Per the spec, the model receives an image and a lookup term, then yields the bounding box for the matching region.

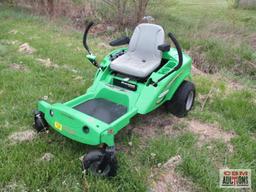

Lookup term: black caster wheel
[34,111,48,132]
[82,147,117,177]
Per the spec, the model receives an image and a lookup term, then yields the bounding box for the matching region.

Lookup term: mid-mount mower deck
[34,22,195,177]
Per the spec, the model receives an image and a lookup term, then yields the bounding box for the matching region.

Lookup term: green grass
[191,75,256,133]
[150,0,256,78]
[139,133,196,166]
[0,2,256,192]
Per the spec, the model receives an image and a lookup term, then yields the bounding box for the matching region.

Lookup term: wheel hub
[186,91,194,110]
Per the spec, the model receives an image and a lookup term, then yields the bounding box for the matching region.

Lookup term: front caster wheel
[82,148,117,177]
[34,111,48,132]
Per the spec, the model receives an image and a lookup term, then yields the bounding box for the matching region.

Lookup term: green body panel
[37,48,192,146]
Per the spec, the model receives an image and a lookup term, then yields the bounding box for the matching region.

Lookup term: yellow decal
[54,121,62,131]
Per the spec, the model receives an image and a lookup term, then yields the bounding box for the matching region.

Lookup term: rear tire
[165,80,195,118]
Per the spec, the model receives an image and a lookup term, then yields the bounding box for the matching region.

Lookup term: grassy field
[0,1,255,192]
[150,0,256,78]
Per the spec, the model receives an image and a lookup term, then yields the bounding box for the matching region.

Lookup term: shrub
[95,0,150,28]
[227,0,240,8]
[3,0,150,29]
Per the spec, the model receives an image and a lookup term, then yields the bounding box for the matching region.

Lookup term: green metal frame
[37,48,192,147]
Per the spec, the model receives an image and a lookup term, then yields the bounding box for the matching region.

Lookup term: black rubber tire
[34,111,48,132]
[165,80,195,118]
[82,149,117,177]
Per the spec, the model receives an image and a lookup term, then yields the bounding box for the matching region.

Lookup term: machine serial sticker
[54,121,63,131]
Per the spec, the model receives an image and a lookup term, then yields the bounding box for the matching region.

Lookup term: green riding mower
[34,22,195,177]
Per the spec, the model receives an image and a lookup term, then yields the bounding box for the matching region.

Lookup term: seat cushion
[110,52,161,78]
[110,23,165,78]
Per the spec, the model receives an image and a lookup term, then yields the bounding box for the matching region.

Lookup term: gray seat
[110,23,165,78]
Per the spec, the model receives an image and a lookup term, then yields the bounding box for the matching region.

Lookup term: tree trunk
[47,0,54,16]
[136,0,149,23]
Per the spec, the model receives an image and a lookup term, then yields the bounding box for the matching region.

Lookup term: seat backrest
[128,23,164,60]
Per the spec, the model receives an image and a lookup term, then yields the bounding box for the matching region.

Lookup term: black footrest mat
[74,98,127,124]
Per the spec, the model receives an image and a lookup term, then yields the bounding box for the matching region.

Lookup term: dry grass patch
[188,119,236,146]
[8,130,36,144]
[150,155,199,192]
[18,43,36,54]
[37,58,59,68]
[186,48,208,73]
[129,107,181,140]
[40,153,55,162]
[1,181,27,192]
[250,33,256,50]
[191,65,206,76]
[9,63,29,72]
